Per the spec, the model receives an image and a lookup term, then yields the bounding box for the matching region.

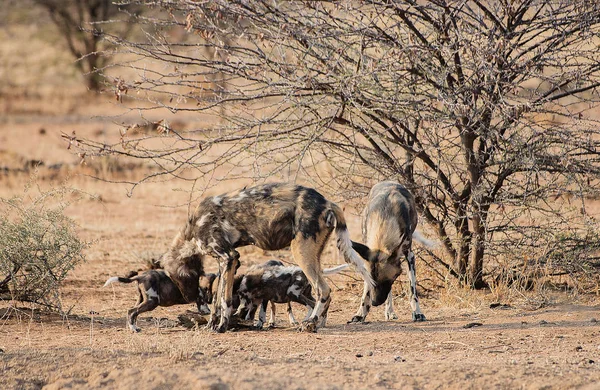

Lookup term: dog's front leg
[267,301,277,328]
[287,303,298,326]
[295,294,315,322]
[255,300,268,329]
[208,271,222,330]
[234,298,248,318]
[196,288,211,315]
[384,290,398,320]
[406,251,426,322]
[348,281,372,323]
[214,249,240,333]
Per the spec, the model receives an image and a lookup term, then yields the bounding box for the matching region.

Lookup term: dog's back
[105,269,186,307]
[363,181,418,253]
[185,183,329,251]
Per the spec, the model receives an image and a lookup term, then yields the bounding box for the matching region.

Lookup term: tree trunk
[469,215,488,289]
[455,205,471,281]
[86,71,103,92]
[84,39,103,92]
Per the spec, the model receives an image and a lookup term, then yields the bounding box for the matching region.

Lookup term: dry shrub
[0,182,90,310]
[540,230,600,293]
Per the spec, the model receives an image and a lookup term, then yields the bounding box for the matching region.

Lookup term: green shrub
[0,188,89,310]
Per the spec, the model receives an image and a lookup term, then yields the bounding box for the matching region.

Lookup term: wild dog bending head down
[162,183,373,333]
[350,181,434,323]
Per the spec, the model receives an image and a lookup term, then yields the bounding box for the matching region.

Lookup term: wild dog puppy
[161,183,374,333]
[235,260,350,328]
[103,254,217,332]
[233,259,288,325]
[349,181,436,323]
[140,254,216,315]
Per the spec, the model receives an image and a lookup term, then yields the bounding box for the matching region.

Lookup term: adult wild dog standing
[161,183,374,333]
[350,181,435,323]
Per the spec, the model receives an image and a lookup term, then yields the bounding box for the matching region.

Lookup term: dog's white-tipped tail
[412,230,439,249]
[322,263,350,276]
[103,276,120,287]
[336,229,375,287]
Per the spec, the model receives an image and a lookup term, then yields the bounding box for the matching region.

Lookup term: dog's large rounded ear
[351,241,372,262]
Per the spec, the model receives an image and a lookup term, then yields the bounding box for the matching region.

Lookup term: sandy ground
[1,101,600,390]
[3,289,600,389]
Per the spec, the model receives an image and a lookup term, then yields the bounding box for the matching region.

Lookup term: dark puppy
[233,260,349,328]
[104,260,216,332]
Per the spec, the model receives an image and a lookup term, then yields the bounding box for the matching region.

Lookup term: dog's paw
[213,321,229,333]
[385,312,399,321]
[347,315,365,324]
[412,312,426,322]
[267,322,276,329]
[128,324,141,333]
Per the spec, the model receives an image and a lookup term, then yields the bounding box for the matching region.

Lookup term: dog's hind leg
[349,281,372,323]
[291,236,331,332]
[127,296,159,333]
[406,250,426,321]
[384,290,398,320]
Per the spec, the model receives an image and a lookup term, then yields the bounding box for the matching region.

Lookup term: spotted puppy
[103,255,216,332]
[350,181,436,323]
[161,182,375,333]
[235,260,350,328]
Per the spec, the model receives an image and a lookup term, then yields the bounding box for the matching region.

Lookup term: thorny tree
[71,1,600,288]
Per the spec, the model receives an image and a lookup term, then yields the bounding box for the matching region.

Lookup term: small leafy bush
[0,187,89,310]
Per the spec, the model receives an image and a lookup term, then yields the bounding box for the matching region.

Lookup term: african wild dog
[235,259,350,328]
[103,254,217,332]
[161,183,374,333]
[349,181,436,323]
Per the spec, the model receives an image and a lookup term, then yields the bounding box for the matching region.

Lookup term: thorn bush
[0,188,89,311]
